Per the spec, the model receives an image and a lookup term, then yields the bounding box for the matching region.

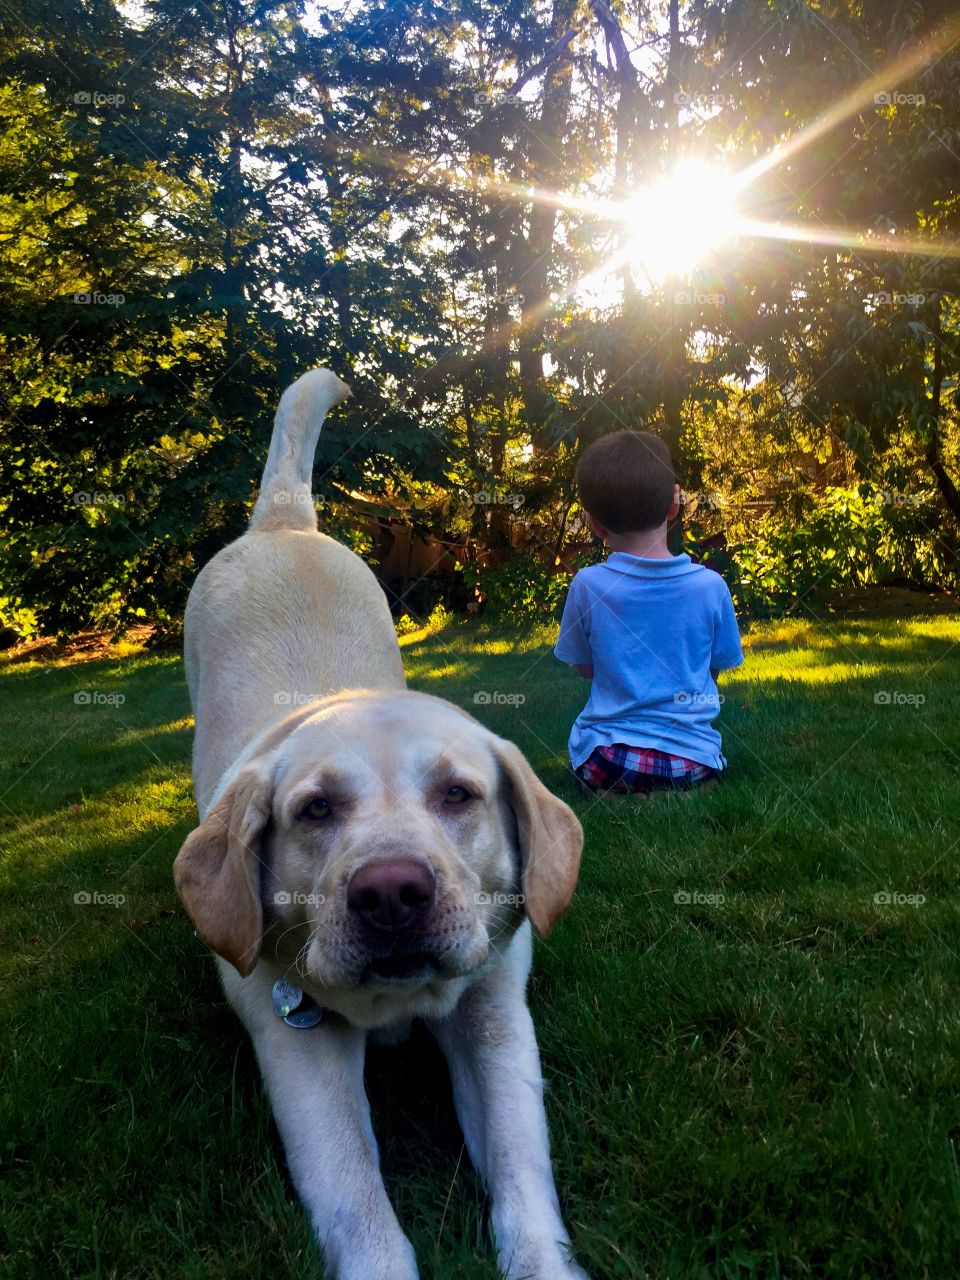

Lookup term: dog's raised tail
[250,367,351,532]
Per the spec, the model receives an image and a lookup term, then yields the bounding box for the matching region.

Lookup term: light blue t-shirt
[554,552,743,770]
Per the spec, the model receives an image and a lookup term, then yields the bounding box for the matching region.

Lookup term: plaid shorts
[575,743,717,794]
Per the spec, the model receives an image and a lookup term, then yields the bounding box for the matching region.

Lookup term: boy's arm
[711,585,744,673]
[554,575,593,673]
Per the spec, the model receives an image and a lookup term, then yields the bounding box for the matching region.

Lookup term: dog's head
[174,691,582,1024]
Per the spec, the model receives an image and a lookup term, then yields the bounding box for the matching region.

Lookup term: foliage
[730,487,899,615]
[394,612,422,637]
[1,0,960,635]
[465,553,573,622]
[395,602,455,636]
[0,594,37,642]
[686,377,957,613]
[0,0,457,634]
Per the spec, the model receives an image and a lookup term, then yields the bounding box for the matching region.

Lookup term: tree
[2,0,960,636]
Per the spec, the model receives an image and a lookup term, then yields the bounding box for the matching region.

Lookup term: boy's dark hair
[575,430,676,534]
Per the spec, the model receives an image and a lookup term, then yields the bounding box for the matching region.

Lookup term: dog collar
[272,977,324,1028]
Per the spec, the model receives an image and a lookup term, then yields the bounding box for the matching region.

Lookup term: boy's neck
[605,522,673,559]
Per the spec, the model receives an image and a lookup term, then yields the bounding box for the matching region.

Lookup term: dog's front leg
[223,966,419,1280]
[430,931,588,1280]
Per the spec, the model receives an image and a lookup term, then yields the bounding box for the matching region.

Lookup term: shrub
[466,554,572,621]
[728,485,943,615]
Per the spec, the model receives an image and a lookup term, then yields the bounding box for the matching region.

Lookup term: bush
[466,554,572,621]
[0,595,38,645]
[728,485,943,615]
[395,602,454,636]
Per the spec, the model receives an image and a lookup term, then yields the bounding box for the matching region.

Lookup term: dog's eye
[444,785,473,806]
[300,797,333,821]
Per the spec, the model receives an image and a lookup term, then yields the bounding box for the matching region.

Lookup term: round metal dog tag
[272,977,324,1028]
[283,1000,324,1029]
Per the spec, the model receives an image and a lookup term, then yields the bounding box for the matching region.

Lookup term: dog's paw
[500,1245,590,1280]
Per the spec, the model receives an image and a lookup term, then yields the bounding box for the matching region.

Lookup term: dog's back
[185,369,404,811]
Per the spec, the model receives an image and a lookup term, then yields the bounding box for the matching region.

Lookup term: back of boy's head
[576,430,675,534]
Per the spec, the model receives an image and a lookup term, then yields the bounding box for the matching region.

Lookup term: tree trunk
[590,0,644,382]
[661,0,685,458]
[514,0,578,448]
[925,297,960,524]
[317,91,353,351]
[590,0,641,194]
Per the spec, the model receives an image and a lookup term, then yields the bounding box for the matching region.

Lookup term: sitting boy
[555,430,743,793]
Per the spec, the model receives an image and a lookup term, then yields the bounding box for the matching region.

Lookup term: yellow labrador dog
[174,369,587,1280]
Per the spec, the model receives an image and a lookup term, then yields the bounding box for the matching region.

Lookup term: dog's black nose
[347,858,435,933]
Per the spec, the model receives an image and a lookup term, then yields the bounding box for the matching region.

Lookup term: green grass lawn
[2,610,960,1279]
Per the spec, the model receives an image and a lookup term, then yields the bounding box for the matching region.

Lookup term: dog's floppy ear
[494,740,583,937]
[173,765,272,977]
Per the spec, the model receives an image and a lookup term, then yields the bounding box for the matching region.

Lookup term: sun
[622,160,742,285]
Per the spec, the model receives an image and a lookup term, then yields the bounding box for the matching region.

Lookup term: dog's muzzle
[346,857,445,986]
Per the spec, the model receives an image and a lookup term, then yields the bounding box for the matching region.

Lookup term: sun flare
[622,160,742,284]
